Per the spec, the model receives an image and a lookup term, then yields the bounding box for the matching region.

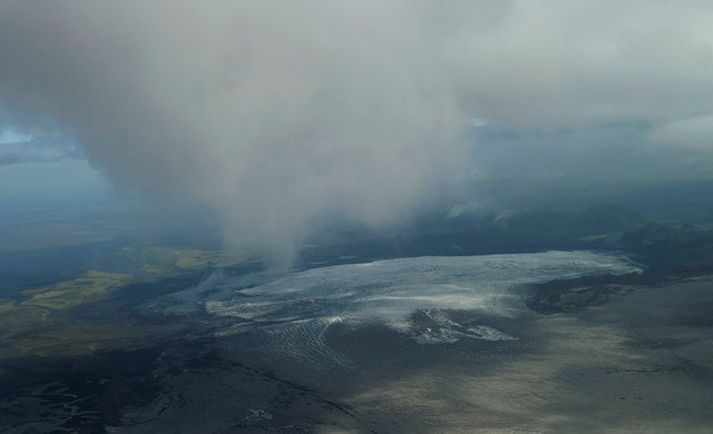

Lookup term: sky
[1,1,712,264]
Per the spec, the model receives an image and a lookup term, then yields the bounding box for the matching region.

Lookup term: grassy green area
[117,246,248,277]
[0,271,131,350]
[21,270,131,310]
[0,298,15,313]
[0,245,254,359]
[9,322,185,357]
[0,270,180,358]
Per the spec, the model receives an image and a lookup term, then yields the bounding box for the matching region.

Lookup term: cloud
[650,114,713,150]
[0,142,72,165]
[0,133,79,165]
[1,1,713,263]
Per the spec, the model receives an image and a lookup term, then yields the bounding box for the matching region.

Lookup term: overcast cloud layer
[1,1,713,263]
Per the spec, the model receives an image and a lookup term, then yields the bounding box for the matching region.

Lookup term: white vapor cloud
[1,1,713,263]
[651,115,713,150]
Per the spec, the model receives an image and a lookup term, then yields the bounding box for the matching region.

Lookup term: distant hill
[621,223,713,273]
[472,178,713,225]
[300,204,647,265]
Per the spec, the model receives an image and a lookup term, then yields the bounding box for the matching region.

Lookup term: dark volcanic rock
[526,273,645,314]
